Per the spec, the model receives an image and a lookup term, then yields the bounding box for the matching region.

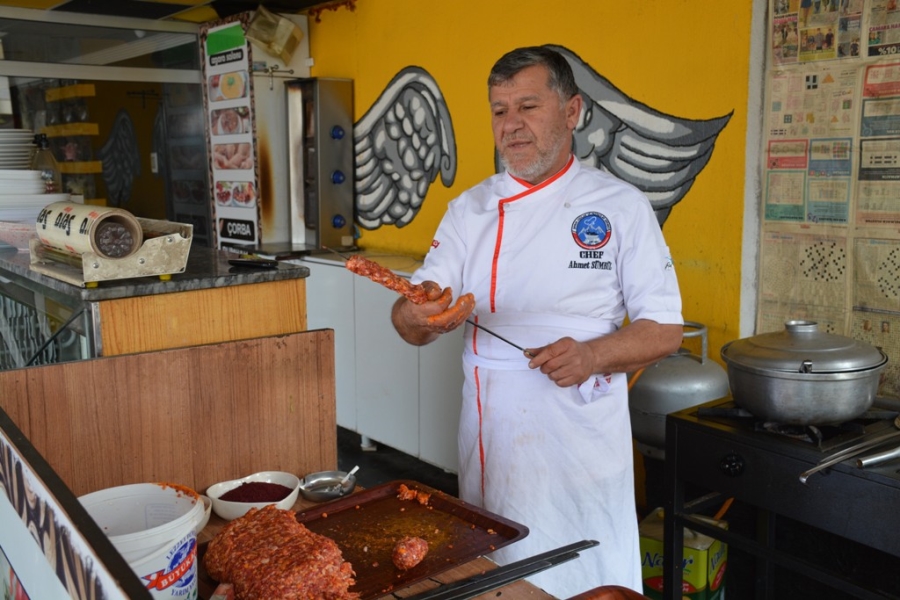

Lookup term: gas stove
[691,398,900,463]
[661,396,900,600]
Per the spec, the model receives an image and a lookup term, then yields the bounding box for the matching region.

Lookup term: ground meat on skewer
[345,255,430,304]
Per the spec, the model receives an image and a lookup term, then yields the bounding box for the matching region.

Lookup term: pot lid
[721,320,886,374]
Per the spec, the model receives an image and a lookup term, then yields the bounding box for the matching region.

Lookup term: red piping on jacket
[474,156,574,501]
[489,155,574,313]
[474,365,485,500]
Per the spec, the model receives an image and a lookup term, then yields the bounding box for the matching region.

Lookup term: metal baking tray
[198,480,529,600]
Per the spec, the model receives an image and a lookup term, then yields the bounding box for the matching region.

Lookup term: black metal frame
[662,398,900,600]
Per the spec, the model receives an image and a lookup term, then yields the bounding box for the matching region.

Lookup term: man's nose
[501,111,523,133]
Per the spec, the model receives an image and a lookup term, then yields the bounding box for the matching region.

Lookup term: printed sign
[201,17,258,249]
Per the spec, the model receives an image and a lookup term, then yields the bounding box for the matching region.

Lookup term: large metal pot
[720,320,889,425]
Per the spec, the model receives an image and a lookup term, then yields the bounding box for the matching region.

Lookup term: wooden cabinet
[302,256,463,473]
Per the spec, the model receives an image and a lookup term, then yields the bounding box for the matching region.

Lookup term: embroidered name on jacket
[570,212,613,270]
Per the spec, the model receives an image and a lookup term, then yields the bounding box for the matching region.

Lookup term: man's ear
[566,93,583,130]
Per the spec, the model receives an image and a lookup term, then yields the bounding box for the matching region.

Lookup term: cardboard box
[246,6,305,65]
[639,508,727,600]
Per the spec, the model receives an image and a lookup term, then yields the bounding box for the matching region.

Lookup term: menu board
[200,18,259,249]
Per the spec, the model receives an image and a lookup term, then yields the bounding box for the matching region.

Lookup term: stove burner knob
[720,452,745,477]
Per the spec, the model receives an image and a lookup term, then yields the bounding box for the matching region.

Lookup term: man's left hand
[526,337,594,388]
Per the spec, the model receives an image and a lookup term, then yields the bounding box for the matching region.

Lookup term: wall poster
[764,0,900,397]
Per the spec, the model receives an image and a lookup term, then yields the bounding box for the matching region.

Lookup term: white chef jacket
[411,156,683,597]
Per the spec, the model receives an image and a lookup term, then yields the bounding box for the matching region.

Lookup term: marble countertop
[0,245,310,303]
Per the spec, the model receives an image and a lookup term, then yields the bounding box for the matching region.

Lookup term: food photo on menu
[213,143,253,170]
[215,181,233,206]
[173,180,207,205]
[208,71,248,102]
[215,181,256,207]
[211,107,251,136]
[231,182,256,206]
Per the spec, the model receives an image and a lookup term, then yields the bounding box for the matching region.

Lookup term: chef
[391,45,684,597]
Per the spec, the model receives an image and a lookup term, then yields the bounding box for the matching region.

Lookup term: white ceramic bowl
[194,495,213,535]
[206,471,300,521]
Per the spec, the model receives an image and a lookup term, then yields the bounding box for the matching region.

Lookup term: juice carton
[638,507,727,600]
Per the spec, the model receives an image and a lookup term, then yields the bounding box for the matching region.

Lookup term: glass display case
[0,261,91,371]
[0,8,212,245]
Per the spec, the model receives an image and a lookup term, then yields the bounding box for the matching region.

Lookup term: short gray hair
[488,46,578,101]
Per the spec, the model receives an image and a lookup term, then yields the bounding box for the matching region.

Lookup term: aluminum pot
[628,321,730,457]
[720,320,889,425]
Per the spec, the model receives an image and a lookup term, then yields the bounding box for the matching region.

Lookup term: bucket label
[141,534,197,598]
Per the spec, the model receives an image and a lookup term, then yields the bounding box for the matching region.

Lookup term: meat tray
[197,480,529,600]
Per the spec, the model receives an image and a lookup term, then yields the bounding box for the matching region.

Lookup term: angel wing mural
[98,109,142,207]
[354,66,457,229]
[544,44,732,227]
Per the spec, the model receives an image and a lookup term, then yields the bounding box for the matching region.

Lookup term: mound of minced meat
[204,505,358,600]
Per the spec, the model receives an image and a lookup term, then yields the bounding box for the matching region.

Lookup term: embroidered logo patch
[571,212,611,250]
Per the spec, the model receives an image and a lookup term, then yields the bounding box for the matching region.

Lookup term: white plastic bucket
[80,483,204,599]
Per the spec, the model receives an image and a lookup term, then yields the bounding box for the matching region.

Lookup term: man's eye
[493,110,507,117]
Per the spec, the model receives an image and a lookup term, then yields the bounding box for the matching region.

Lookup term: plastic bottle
[31,133,62,194]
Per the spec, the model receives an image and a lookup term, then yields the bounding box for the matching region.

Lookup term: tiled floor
[336,427,459,497]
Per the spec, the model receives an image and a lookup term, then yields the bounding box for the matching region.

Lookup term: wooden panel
[98,278,307,355]
[0,330,337,497]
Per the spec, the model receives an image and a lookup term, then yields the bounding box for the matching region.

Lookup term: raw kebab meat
[392,536,429,570]
[204,505,358,600]
[345,255,474,330]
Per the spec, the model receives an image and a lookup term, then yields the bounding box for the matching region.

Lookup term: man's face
[490,64,581,184]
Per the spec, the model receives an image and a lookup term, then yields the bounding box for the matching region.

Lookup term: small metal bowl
[299,470,357,502]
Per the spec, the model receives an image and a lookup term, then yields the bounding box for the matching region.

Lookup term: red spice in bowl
[219,481,293,503]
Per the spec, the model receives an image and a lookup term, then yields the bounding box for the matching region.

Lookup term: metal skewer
[466,319,534,357]
[799,418,900,483]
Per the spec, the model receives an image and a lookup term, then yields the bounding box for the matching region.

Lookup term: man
[391,46,684,596]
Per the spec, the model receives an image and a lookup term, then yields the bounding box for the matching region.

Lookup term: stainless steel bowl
[299,470,357,502]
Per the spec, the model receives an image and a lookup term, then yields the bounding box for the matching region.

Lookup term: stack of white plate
[0,129,35,170]
[0,170,69,223]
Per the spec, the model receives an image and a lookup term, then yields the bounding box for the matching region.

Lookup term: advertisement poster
[867,0,900,56]
[201,18,259,249]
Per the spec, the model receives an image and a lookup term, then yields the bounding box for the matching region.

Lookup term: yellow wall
[307,0,753,358]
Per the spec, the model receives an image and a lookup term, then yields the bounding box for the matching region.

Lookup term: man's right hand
[391,280,462,345]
